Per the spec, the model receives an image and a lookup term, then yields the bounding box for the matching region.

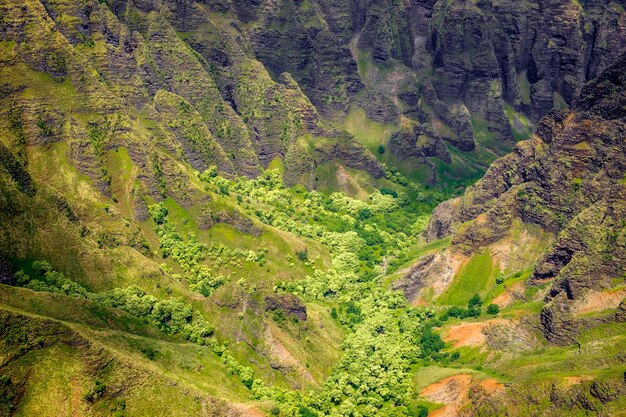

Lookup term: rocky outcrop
[265,293,307,321]
[388,119,450,163]
[474,374,626,417]
[617,299,626,322]
[0,257,15,285]
[313,137,385,180]
[4,0,623,192]
[421,51,626,344]
[246,0,363,116]
[153,90,234,174]
[353,0,625,153]
[392,251,457,302]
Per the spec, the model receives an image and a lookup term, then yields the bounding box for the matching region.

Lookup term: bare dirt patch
[574,288,626,315]
[480,378,504,394]
[264,326,314,384]
[420,374,505,417]
[444,319,510,348]
[562,376,593,387]
[421,374,472,417]
[404,250,467,306]
[492,281,525,308]
[489,221,554,273]
[444,322,486,348]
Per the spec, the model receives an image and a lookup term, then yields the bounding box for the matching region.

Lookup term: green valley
[0,0,625,416]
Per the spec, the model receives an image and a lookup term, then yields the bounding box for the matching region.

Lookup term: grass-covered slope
[0,1,625,416]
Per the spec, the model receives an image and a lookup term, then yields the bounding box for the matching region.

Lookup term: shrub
[486,304,500,315]
[32,260,53,276]
[148,203,168,224]
[84,380,106,402]
[379,188,398,198]
[272,309,286,324]
[495,273,504,284]
[447,306,464,318]
[14,271,30,285]
[377,144,385,154]
[418,327,444,358]
[299,406,317,417]
[468,293,483,308]
[141,347,157,360]
[295,248,308,261]
[357,207,372,220]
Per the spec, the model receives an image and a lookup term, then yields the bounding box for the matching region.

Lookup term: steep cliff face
[354,0,626,154]
[2,0,624,192]
[420,52,626,344]
[0,0,353,191]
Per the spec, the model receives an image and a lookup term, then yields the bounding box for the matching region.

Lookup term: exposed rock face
[392,251,456,302]
[342,0,626,154]
[474,373,626,416]
[1,0,624,198]
[265,293,307,321]
[482,319,539,353]
[388,119,451,163]
[312,138,385,179]
[247,0,363,116]
[617,299,626,322]
[422,52,626,344]
[0,257,15,285]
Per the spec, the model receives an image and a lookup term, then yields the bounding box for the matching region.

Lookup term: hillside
[0,0,625,416]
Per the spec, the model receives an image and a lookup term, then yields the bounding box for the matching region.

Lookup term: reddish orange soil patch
[492,281,525,308]
[444,322,486,348]
[562,376,593,386]
[420,374,505,417]
[492,291,512,308]
[265,326,314,384]
[420,374,472,417]
[575,288,626,315]
[444,319,510,348]
[480,378,504,394]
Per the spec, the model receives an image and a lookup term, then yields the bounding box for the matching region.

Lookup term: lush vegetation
[15,261,216,344]
[6,164,499,417]
[8,163,460,416]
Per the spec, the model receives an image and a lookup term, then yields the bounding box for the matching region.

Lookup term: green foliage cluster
[16,261,89,297]
[172,168,444,413]
[149,202,267,296]
[196,168,444,415]
[198,167,437,280]
[84,380,106,402]
[8,165,462,416]
[14,261,216,345]
[486,304,500,315]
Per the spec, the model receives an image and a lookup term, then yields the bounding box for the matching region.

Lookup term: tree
[357,207,372,220]
[486,304,500,315]
[377,144,385,154]
[296,247,308,261]
[468,293,483,308]
[419,327,444,357]
[148,203,168,224]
